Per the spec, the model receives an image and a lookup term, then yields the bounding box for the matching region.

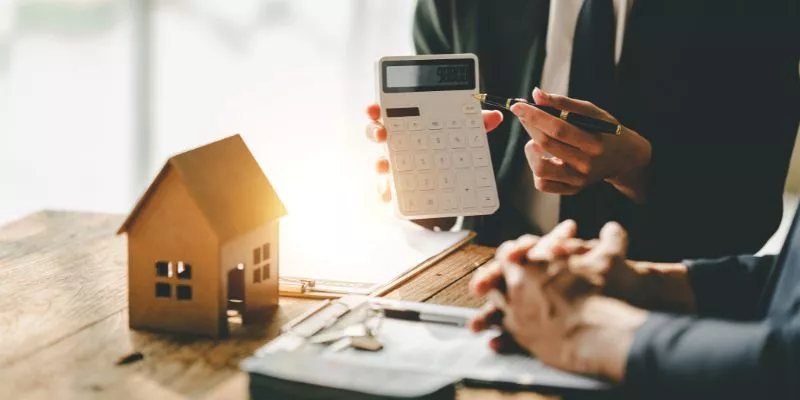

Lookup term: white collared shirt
[514,0,634,234]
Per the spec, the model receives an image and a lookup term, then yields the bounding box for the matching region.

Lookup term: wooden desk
[0,211,553,399]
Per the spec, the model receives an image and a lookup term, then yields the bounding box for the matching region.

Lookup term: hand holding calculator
[376,53,500,219]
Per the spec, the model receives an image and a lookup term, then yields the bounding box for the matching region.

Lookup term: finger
[377,175,391,203]
[470,260,505,296]
[469,302,504,332]
[503,262,551,307]
[511,102,603,158]
[365,121,387,143]
[532,88,614,121]
[497,234,539,264]
[412,217,457,231]
[489,332,528,355]
[525,141,587,187]
[552,238,597,257]
[517,123,593,174]
[375,157,390,173]
[366,103,381,121]
[486,288,508,311]
[527,219,578,260]
[534,176,581,195]
[481,110,504,132]
[597,221,629,255]
[543,267,601,306]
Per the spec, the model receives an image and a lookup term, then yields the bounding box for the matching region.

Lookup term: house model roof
[117,134,287,242]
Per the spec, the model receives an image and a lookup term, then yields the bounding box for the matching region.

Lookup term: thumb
[532,87,615,122]
[596,221,628,256]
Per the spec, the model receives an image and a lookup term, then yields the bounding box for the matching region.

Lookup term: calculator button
[472,151,489,167]
[475,167,493,187]
[460,187,477,208]
[389,133,409,151]
[446,119,462,129]
[463,104,480,114]
[439,171,456,188]
[411,133,428,150]
[429,133,447,149]
[386,120,406,132]
[398,173,416,191]
[400,195,421,213]
[427,120,444,130]
[466,118,482,129]
[469,132,486,147]
[441,193,458,211]
[434,152,451,169]
[414,152,433,170]
[421,193,438,212]
[408,119,424,131]
[457,171,473,188]
[452,150,471,168]
[449,132,466,148]
[394,152,413,171]
[417,172,436,191]
[478,189,498,208]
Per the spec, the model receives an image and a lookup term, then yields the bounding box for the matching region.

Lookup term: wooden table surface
[0,211,553,400]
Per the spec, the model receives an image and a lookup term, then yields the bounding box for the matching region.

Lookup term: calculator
[376,53,499,219]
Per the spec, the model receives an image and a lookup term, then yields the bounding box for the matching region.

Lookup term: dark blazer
[626,200,800,399]
[412,0,800,261]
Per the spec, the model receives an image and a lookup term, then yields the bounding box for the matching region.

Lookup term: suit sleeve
[624,313,800,400]
[412,0,454,55]
[684,255,777,321]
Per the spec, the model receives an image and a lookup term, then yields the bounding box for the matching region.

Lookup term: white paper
[279,214,471,286]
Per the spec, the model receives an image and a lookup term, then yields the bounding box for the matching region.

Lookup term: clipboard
[242,295,615,399]
[278,230,476,299]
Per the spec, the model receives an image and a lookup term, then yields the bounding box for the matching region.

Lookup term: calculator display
[382,59,475,93]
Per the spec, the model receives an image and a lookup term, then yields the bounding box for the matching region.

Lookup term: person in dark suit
[469,213,800,399]
[365,0,799,262]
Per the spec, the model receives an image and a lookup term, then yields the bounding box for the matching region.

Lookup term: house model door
[228,264,245,314]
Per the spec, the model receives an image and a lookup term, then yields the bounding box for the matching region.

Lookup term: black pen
[376,306,466,327]
[472,93,622,135]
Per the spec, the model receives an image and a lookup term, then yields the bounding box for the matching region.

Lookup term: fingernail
[510,104,526,118]
[533,86,550,100]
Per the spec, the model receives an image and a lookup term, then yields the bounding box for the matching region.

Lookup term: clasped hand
[468,220,648,382]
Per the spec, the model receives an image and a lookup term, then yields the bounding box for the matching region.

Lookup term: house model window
[156,282,171,298]
[177,285,192,300]
[155,260,192,300]
[177,261,192,279]
[252,242,271,284]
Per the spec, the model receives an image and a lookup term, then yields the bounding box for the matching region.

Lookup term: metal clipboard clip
[280,296,369,338]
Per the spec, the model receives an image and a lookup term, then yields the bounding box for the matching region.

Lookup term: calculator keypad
[386,101,499,218]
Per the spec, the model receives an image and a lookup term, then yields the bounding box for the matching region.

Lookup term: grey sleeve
[624,312,799,400]
[684,255,776,321]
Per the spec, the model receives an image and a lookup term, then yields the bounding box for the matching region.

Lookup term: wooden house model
[117,134,286,338]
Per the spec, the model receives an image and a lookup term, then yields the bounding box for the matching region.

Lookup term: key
[308,324,367,345]
[326,334,383,352]
[328,337,354,352]
[350,336,383,352]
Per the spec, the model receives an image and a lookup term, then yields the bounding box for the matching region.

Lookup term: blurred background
[1,0,798,252]
[0,0,416,228]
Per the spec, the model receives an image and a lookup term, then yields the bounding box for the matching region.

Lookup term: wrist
[634,261,696,314]
[606,130,651,204]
